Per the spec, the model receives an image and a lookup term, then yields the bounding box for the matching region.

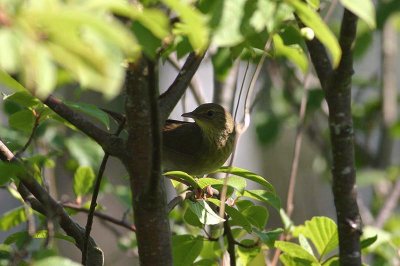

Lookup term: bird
[162,103,236,176]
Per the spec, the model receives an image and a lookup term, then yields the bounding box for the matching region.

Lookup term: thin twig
[82,121,125,265]
[15,110,41,157]
[374,178,400,228]
[62,203,136,232]
[167,56,206,105]
[159,52,206,122]
[167,191,193,212]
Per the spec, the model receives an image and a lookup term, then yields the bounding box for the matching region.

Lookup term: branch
[167,191,193,212]
[374,178,400,228]
[158,52,205,122]
[62,203,136,232]
[167,56,206,105]
[325,9,361,266]
[43,95,124,157]
[123,58,172,265]
[0,139,104,266]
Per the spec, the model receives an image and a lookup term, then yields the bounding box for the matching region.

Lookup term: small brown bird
[162,103,236,176]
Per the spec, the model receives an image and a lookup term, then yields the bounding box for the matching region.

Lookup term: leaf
[8,109,35,133]
[298,234,314,257]
[212,47,234,80]
[215,166,274,192]
[340,0,376,29]
[33,230,76,244]
[242,205,269,230]
[65,136,104,167]
[163,171,199,188]
[0,70,26,92]
[197,177,223,189]
[189,200,225,225]
[172,235,203,266]
[0,29,20,73]
[275,241,319,263]
[4,91,41,108]
[286,0,341,68]
[65,101,110,129]
[293,216,338,258]
[360,234,377,249]
[225,205,253,233]
[242,190,281,209]
[0,162,25,185]
[0,207,27,231]
[73,166,96,197]
[273,33,308,73]
[237,239,261,266]
[253,228,284,248]
[183,206,203,227]
[163,0,209,53]
[33,256,81,266]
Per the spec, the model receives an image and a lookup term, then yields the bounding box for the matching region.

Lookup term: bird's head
[182,103,235,134]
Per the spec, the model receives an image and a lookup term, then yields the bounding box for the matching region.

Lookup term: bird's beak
[182,111,195,118]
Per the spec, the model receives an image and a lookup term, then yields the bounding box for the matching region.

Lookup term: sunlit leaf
[286,0,341,67]
[189,200,225,225]
[0,207,27,231]
[340,0,376,29]
[163,171,199,188]
[215,167,274,192]
[293,216,339,257]
[73,166,96,197]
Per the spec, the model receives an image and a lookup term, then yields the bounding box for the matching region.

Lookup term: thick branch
[123,57,172,265]
[0,140,104,266]
[325,9,361,266]
[158,52,205,122]
[44,95,124,157]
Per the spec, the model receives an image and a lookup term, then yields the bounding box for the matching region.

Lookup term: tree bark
[305,8,362,266]
[123,57,172,265]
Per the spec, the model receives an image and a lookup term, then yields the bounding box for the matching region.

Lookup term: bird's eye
[206,110,214,117]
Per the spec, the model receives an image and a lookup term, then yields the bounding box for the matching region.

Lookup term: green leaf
[212,47,234,80]
[163,0,209,53]
[224,175,247,194]
[8,109,35,133]
[340,0,376,29]
[293,216,338,258]
[188,200,225,225]
[163,171,199,188]
[65,101,110,129]
[242,205,269,230]
[65,136,104,168]
[273,33,308,73]
[242,190,281,209]
[33,256,81,266]
[197,177,223,189]
[287,0,341,68]
[0,207,27,231]
[360,234,377,249]
[215,166,274,192]
[225,205,252,233]
[275,241,319,263]
[73,166,96,197]
[254,228,284,248]
[237,239,261,266]
[172,235,203,266]
[4,91,41,108]
[0,162,25,185]
[0,70,26,92]
[33,230,76,244]
[183,206,203,227]
[0,29,20,73]
[211,0,247,46]
[298,234,314,257]
[24,44,56,98]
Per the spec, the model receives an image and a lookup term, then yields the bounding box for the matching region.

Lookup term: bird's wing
[162,120,203,156]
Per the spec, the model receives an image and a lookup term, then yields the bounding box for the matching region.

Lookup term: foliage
[0,0,399,265]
